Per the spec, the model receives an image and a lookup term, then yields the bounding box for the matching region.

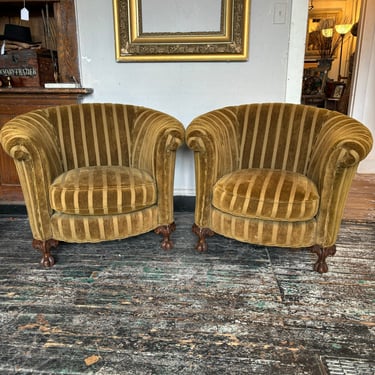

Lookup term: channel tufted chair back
[186,103,373,273]
[0,103,185,266]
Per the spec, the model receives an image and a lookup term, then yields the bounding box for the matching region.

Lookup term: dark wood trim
[0,87,93,96]
[54,0,80,83]
[0,1,59,3]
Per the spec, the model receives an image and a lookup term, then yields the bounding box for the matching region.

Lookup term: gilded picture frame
[113,0,250,62]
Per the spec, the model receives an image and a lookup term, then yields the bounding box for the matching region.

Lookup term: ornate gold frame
[113,0,250,62]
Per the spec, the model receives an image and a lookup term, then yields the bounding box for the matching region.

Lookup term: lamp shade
[335,24,352,35]
[321,28,333,37]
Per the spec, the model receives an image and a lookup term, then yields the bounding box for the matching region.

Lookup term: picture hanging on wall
[332,82,345,99]
[113,0,250,62]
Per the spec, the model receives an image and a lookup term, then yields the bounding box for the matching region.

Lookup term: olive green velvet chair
[0,103,185,266]
[186,103,373,273]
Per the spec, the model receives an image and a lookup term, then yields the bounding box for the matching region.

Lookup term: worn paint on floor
[0,213,374,374]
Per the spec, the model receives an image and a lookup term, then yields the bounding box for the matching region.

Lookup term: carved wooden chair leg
[155,222,176,250]
[32,239,59,267]
[310,244,336,273]
[192,223,215,252]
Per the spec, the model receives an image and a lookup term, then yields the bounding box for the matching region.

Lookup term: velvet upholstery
[186,103,373,272]
[0,103,185,265]
[213,168,319,221]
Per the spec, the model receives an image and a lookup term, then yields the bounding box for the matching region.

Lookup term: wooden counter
[0,87,93,204]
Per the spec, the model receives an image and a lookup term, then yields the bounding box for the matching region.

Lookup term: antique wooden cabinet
[0,0,92,204]
[0,88,93,203]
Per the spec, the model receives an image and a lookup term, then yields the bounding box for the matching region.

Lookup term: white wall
[286,0,308,102]
[75,0,374,195]
[349,0,375,172]
[76,0,293,195]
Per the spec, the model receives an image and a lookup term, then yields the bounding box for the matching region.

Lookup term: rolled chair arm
[132,107,185,224]
[186,107,240,226]
[132,108,184,171]
[186,108,241,180]
[0,110,63,239]
[1,110,62,180]
[307,114,373,245]
[308,114,373,188]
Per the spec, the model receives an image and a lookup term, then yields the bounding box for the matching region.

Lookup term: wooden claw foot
[310,244,336,273]
[192,223,214,252]
[32,239,59,267]
[155,222,176,250]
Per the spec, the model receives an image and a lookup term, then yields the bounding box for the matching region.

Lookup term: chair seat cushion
[50,166,156,215]
[213,168,319,222]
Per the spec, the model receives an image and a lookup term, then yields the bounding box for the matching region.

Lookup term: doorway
[301,0,362,114]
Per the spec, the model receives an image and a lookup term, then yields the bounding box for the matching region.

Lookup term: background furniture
[0,0,79,83]
[0,88,92,203]
[186,103,372,273]
[0,0,84,204]
[0,103,185,266]
[301,66,329,108]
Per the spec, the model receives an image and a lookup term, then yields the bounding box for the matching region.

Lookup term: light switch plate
[273,3,287,24]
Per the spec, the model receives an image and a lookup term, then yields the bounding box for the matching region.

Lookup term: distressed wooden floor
[343,174,375,222]
[0,212,374,374]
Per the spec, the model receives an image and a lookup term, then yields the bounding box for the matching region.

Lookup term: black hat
[0,24,34,43]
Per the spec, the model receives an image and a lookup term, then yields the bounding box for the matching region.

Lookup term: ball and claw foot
[310,244,336,273]
[155,222,176,250]
[32,239,59,267]
[192,223,214,252]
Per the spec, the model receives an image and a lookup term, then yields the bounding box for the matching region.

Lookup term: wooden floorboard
[343,173,375,222]
[0,213,374,374]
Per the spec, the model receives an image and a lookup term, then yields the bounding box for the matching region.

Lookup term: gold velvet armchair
[186,103,373,273]
[0,103,185,266]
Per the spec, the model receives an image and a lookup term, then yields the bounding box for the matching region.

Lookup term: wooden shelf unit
[0,0,80,83]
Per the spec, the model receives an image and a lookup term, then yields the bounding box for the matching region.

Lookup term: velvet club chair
[186,103,373,273]
[0,103,185,266]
